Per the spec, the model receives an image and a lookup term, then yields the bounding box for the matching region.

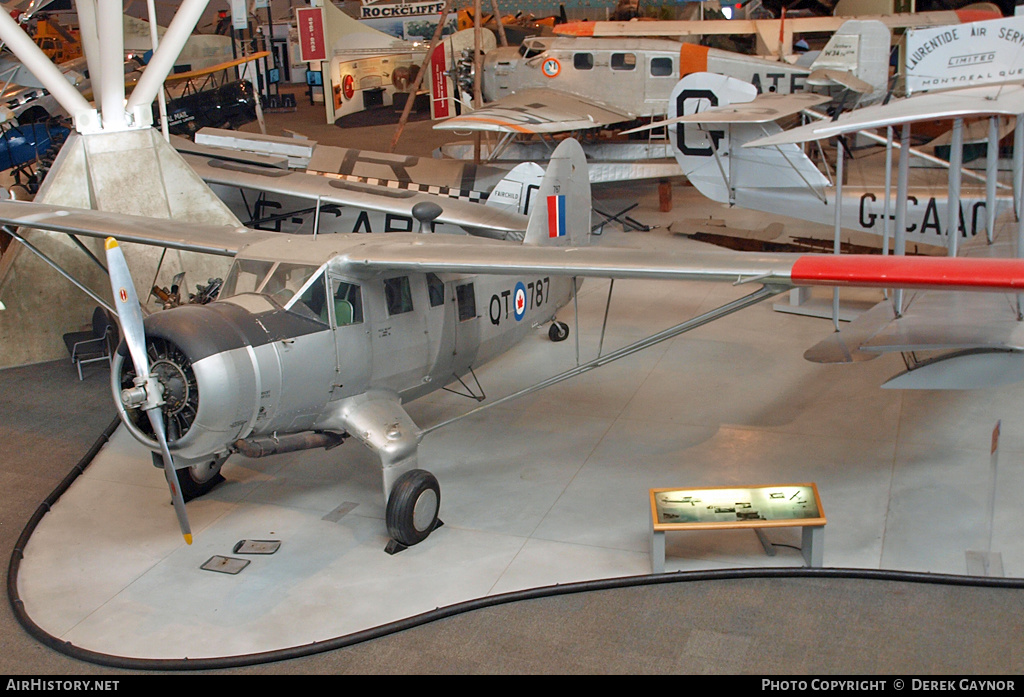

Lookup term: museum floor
[1,88,1023,674]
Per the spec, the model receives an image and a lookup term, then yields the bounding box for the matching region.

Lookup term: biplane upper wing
[433,88,635,134]
[553,9,1000,38]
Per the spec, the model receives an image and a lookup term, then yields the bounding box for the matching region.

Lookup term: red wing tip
[553,21,594,36]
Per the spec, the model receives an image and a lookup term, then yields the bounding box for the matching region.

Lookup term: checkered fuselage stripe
[318,172,488,202]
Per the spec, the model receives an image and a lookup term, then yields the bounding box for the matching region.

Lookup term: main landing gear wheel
[548,321,570,342]
[385,469,442,554]
[176,454,228,502]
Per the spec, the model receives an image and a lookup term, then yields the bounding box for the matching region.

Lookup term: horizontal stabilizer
[805,69,874,95]
[622,93,829,134]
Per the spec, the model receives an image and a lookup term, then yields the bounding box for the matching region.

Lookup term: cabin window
[384,276,414,316]
[426,273,445,308]
[221,259,275,298]
[611,53,636,71]
[456,283,476,321]
[650,57,673,77]
[333,280,363,326]
[573,53,593,70]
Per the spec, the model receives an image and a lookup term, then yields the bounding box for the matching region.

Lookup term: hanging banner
[296,7,328,62]
[231,0,248,31]
[905,15,1024,94]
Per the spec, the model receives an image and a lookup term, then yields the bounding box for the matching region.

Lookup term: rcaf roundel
[513,281,527,321]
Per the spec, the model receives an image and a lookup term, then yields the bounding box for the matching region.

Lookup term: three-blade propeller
[105,238,192,545]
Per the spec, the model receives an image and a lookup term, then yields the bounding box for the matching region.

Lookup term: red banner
[296,7,327,62]
[430,42,450,119]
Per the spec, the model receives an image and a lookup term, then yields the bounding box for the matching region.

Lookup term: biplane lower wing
[748,83,1024,147]
[178,152,531,235]
[433,88,635,135]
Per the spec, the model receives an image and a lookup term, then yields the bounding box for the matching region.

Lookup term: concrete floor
[4,87,1024,672]
[10,201,1024,662]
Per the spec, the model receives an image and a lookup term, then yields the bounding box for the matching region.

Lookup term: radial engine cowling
[112,303,262,462]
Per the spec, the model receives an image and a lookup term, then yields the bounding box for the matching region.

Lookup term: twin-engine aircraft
[7,139,1024,551]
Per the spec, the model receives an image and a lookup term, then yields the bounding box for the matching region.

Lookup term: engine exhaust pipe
[233,431,346,458]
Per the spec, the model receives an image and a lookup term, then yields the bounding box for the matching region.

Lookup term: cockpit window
[221,259,275,298]
[263,263,320,307]
[519,39,549,58]
[288,271,329,325]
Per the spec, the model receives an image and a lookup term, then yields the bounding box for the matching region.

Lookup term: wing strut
[420,283,787,438]
[2,225,116,316]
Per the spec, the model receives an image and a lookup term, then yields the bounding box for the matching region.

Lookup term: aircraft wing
[433,89,635,134]
[180,152,530,235]
[553,9,999,38]
[337,233,1024,292]
[0,200,276,256]
[748,84,1024,147]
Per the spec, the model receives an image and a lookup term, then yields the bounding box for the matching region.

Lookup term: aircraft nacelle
[112,302,278,465]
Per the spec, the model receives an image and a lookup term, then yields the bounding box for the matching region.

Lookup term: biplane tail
[667,72,829,207]
[523,138,591,247]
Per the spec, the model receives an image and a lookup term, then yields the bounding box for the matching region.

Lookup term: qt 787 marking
[489,277,551,325]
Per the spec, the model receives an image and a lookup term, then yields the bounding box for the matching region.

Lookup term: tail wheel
[548,321,569,342]
[386,469,441,548]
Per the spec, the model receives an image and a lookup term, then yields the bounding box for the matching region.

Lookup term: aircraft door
[267,267,336,432]
[368,274,431,394]
[330,277,372,400]
[424,273,455,381]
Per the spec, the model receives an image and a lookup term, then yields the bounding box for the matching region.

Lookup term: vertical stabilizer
[523,138,591,246]
[808,20,891,106]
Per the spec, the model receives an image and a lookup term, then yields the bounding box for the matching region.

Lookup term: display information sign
[905,15,1024,94]
[650,483,824,529]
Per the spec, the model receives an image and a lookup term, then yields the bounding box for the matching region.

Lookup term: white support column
[0,9,94,125]
[97,0,127,130]
[987,115,999,243]
[125,0,211,116]
[146,0,170,142]
[75,0,103,104]
[948,118,964,257]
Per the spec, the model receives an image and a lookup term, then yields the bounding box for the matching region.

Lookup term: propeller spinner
[105,238,193,545]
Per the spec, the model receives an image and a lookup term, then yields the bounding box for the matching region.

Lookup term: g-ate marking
[489,277,551,326]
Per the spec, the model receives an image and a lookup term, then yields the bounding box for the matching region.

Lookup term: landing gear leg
[385,469,442,554]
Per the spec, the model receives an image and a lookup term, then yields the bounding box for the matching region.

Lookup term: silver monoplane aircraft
[5,138,1024,552]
